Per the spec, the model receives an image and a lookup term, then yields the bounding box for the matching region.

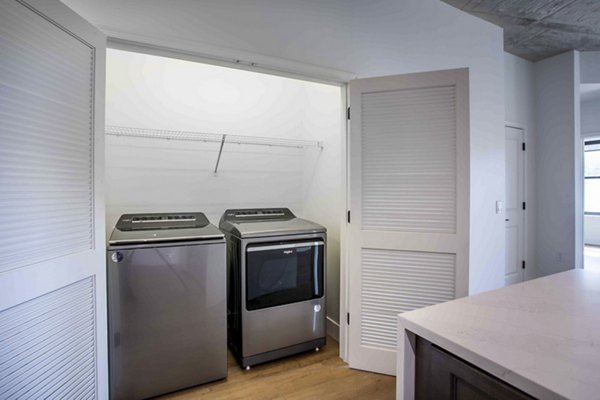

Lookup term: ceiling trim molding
[101,26,357,85]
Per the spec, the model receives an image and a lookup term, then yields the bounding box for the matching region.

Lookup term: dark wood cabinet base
[415,336,536,400]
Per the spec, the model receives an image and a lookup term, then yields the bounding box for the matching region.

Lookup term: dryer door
[246,240,324,311]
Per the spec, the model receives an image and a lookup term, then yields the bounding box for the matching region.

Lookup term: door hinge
[522,260,526,269]
[347,210,351,223]
[522,142,526,151]
[522,202,526,210]
[347,312,350,325]
[347,107,351,120]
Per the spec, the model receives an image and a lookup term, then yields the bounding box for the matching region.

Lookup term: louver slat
[360,249,455,350]
[0,0,95,273]
[361,86,457,233]
[0,278,97,400]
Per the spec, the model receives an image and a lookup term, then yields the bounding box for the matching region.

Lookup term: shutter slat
[361,85,457,233]
[361,249,456,350]
[0,278,96,399]
[0,0,94,273]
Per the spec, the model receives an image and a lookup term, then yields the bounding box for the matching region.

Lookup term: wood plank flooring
[160,337,395,400]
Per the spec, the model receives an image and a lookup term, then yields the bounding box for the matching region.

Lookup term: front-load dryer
[219,208,326,369]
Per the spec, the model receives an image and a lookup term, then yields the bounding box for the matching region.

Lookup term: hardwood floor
[160,337,396,400]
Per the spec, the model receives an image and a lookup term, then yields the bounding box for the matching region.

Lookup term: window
[584,140,600,214]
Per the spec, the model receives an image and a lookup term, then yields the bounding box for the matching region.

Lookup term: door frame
[504,122,530,282]
[340,83,350,361]
[581,134,600,271]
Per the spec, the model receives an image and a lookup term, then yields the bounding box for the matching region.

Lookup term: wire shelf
[105,126,323,149]
[105,125,323,174]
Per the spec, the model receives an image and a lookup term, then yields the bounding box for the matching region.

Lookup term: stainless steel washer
[219,208,326,369]
[107,212,227,400]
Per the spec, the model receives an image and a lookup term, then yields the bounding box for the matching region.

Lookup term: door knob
[505,219,509,222]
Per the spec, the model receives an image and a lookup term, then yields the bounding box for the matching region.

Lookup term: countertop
[397,269,600,400]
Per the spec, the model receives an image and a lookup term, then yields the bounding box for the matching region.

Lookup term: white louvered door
[347,69,469,375]
[0,1,107,398]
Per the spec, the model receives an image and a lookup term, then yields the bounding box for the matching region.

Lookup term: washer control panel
[115,212,209,231]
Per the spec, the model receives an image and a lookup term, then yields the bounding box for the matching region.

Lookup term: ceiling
[441,0,600,62]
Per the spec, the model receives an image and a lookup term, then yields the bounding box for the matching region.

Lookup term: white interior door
[505,126,526,285]
[0,1,107,398]
[347,69,470,375]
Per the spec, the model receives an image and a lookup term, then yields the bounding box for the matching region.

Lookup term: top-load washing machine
[107,212,227,399]
[219,208,326,369]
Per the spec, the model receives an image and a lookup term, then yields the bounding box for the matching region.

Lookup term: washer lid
[108,212,224,245]
[219,208,326,238]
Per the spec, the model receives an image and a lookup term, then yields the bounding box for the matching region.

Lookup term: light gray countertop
[397,269,600,400]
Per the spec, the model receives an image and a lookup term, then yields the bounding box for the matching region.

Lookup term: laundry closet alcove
[104,47,345,332]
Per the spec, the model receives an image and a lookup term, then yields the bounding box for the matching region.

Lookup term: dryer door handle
[246,241,325,253]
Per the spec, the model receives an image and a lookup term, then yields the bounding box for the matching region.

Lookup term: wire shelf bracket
[214,134,226,174]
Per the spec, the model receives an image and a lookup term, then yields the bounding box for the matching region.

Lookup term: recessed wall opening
[105,48,345,327]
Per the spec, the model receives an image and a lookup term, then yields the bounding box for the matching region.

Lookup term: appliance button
[111,252,123,263]
[314,304,321,313]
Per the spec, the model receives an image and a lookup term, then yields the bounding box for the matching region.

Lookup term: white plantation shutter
[0,1,106,398]
[0,0,95,273]
[348,69,469,375]
[361,86,457,233]
[0,277,97,399]
[360,249,456,350]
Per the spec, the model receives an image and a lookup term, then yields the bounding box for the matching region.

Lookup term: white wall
[534,51,582,276]
[64,0,507,325]
[504,53,537,280]
[104,49,341,223]
[585,216,600,245]
[581,51,600,84]
[582,98,600,135]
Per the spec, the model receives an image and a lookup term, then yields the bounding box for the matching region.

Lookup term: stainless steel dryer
[219,208,326,369]
[107,212,227,400]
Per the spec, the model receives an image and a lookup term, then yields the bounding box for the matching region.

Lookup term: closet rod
[105,125,324,149]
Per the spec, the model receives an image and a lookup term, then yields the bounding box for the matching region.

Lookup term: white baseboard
[326,316,340,342]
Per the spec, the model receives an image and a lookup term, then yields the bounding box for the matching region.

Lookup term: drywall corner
[534,50,581,276]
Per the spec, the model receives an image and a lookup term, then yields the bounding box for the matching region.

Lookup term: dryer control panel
[222,208,295,222]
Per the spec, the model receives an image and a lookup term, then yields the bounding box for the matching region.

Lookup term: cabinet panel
[415,336,535,400]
